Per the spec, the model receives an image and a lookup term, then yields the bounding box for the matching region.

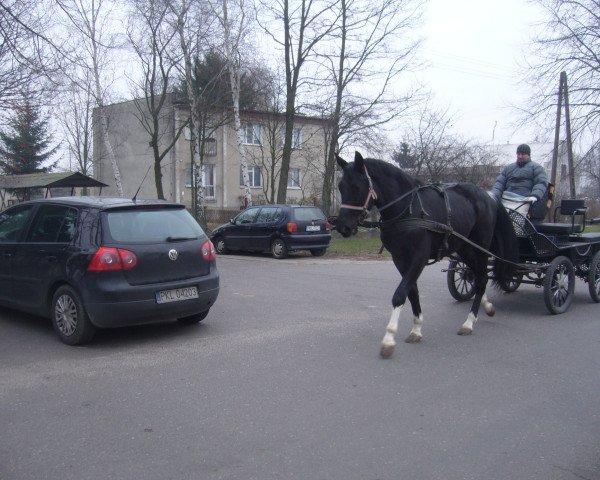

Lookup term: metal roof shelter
[0,172,108,209]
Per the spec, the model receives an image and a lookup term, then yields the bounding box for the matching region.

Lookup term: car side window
[255,207,280,224]
[0,205,34,242]
[28,205,78,243]
[235,207,260,225]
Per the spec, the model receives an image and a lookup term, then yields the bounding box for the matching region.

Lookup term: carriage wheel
[499,273,522,293]
[447,259,476,301]
[588,251,600,303]
[543,256,575,314]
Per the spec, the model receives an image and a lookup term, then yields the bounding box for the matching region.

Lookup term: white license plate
[306,225,321,231]
[156,286,199,304]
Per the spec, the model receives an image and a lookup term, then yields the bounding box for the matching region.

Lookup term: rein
[339,165,523,268]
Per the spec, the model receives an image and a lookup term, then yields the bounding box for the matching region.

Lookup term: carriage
[446,194,600,314]
[335,151,600,358]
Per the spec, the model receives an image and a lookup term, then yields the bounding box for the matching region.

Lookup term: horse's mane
[362,157,423,189]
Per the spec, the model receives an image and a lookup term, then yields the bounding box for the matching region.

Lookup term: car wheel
[214,237,228,254]
[51,285,97,345]
[271,238,288,259]
[310,248,327,257]
[178,309,209,325]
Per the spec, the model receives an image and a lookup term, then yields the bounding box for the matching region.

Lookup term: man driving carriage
[491,144,548,203]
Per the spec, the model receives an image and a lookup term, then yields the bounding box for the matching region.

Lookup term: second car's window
[235,207,260,225]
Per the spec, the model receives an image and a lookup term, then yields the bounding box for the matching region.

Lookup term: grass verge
[327,228,390,259]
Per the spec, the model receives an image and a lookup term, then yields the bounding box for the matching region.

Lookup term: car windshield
[104,207,205,243]
[292,207,326,222]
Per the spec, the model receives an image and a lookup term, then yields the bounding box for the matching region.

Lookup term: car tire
[310,248,327,257]
[271,238,288,259]
[51,285,97,345]
[178,309,209,325]
[214,237,228,254]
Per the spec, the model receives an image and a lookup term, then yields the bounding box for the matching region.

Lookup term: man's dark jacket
[491,160,548,200]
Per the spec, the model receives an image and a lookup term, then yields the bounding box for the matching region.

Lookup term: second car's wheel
[214,237,228,254]
[588,250,600,303]
[310,248,327,257]
[178,309,210,325]
[543,255,575,314]
[271,238,288,259]
[447,259,476,301]
[51,285,97,345]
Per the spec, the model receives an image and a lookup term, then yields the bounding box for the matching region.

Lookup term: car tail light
[326,222,331,232]
[201,240,216,261]
[287,222,298,233]
[88,247,138,271]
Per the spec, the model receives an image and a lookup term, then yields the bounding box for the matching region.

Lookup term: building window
[185,163,215,199]
[280,127,302,149]
[204,137,217,156]
[288,168,300,188]
[243,123,262,145]
[241,165,262,187]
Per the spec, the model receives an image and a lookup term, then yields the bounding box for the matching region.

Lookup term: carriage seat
[534,199,586,235]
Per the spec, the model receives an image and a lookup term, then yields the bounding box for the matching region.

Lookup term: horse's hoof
[405,333,422,344]
[380,344,395,358]
[457,327,473,336]
[485,306,496,317]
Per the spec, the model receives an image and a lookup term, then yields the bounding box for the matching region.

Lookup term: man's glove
[526,196,538,203]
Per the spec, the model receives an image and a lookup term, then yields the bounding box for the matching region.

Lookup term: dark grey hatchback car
[211,204,331,259]
[0,197,219,345]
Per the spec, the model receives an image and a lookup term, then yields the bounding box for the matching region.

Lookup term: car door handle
[2,252,12,259]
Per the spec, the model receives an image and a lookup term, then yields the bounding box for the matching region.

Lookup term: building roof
[0,171,107,189]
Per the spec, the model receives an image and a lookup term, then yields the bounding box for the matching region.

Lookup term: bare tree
[524,0,600,140]
[127,0,188,200]
[0,0,63,110]
[257,0,337,204]
[210,0,253,206]
[56,0,125,196]
[169,0,214,221]
[401,103,501,187]
[317,0,424,214]
[58,74,95,181]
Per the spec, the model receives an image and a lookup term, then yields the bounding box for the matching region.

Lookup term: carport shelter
[0,172,108,209]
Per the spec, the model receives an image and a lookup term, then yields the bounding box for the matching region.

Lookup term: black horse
[336,152,519,358]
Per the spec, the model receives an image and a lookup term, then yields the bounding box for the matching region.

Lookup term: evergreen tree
[0,101,59,175]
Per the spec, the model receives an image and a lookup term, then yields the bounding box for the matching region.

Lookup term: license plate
[306,225,321,231]
[156,286,199,304]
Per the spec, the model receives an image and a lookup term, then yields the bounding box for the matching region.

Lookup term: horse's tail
[490,198,519,285]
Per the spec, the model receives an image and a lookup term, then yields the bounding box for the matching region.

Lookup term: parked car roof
[11,196,179,210]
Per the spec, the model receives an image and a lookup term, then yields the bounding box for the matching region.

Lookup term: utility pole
[552,71,576,199]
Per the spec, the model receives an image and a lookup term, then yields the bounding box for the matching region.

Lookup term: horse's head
[335,151,378,238]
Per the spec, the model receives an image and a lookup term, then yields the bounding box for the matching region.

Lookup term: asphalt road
[1,254,599,480]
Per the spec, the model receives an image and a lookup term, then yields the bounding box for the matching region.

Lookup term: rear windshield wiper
[166,236,196,242]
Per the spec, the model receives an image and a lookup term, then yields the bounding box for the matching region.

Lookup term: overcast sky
[419,0,543,146]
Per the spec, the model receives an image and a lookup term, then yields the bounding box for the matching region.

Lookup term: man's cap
[516,144,531,155]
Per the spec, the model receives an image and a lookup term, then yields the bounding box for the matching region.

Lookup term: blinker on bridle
[340,165,378,213]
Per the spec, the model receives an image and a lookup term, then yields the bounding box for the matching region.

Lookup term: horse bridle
[339,165,378,213]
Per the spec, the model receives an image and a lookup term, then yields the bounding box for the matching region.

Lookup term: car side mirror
[229,218,234,224]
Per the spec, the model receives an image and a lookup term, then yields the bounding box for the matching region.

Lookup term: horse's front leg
[380,279,423,358]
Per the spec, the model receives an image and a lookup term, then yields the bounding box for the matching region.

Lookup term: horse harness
[340,165,519,267]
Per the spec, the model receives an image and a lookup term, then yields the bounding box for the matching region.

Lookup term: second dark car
[211,204,331,259]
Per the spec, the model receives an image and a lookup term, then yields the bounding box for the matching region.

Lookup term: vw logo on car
[168,249,179,261]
